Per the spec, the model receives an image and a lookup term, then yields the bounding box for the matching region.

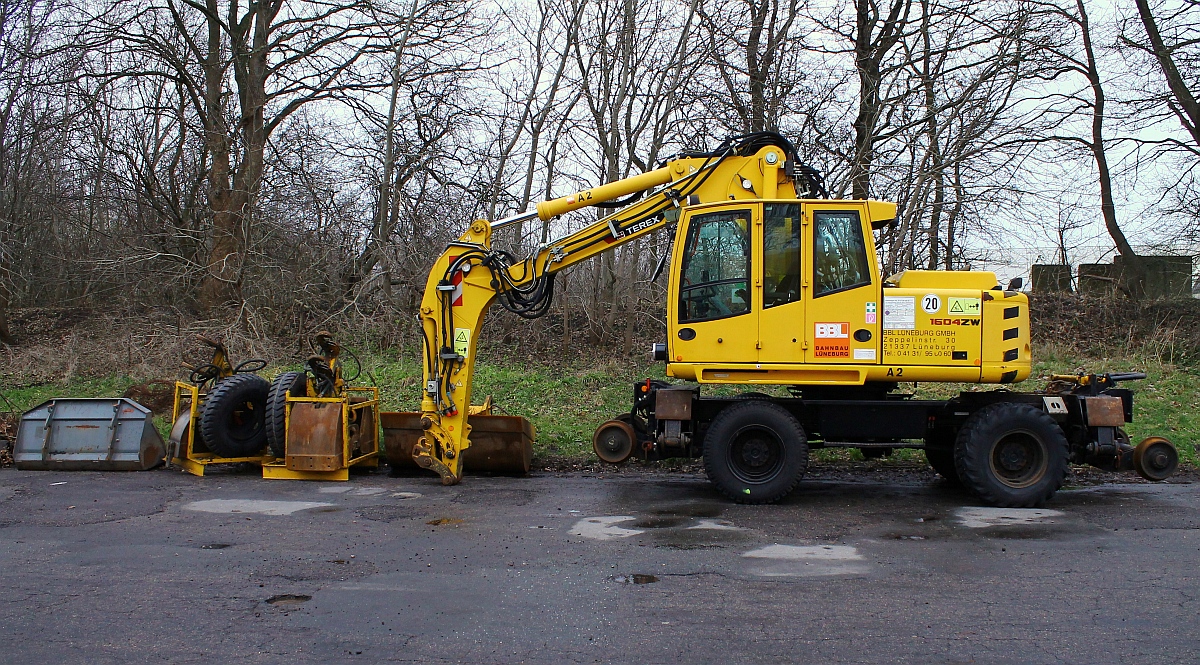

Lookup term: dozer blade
[381,412,533,475]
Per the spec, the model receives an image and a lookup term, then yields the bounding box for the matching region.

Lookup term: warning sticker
[865,301,877,324]
[948,297,982,315]
[883,296,915,330]
[453,329,471,357]
[814,322,850,358]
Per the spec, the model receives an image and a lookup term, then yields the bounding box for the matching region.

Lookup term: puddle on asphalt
[391,492,423,499]
[319,486,386,496]
[955,507,1063,528]
[687,519,742,531]
[634,516,688,529]
[647,503,725,519]
[200,543,231,549]
[614,574,659,584]
[183,499,334,516]
[266,594,311,606]
[570,516,643,541]
[742,544,870,578]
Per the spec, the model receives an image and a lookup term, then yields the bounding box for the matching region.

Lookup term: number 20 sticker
[922,294,941,314]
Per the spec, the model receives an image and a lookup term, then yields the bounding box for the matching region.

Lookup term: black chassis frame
[626,379,1134,467]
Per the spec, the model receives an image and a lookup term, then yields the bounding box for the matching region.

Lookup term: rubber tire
[199,373,270,458]
[925,429,961,485]
[265,371,307,458]
[954,403,1068,507]
[703,400,808,505]
[924,447,961,485]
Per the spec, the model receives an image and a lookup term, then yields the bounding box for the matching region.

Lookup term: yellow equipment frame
[168,380,275,477]
[260,386,380,481]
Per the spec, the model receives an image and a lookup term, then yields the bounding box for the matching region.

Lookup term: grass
[3,342,1196,468]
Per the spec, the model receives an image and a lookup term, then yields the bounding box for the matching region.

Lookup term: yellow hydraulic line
[535,165,675,220]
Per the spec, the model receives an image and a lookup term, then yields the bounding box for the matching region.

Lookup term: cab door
[669,205,758,364]
[758,203,805,363]
[803,205,881,365]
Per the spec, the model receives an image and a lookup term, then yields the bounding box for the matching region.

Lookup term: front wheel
[703,401,808,505]
[955,403,1068,507]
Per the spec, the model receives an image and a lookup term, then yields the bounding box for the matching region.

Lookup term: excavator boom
[411,133,830,483]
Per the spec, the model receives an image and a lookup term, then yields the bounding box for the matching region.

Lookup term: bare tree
[1133,0,1200,151]
[695,0,805,133]
[86,0,415,309]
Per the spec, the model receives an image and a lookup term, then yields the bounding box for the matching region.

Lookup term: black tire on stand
[703,400,808,505]
[954,402,1068,507]
[265,371,307,458]
[199,373,270,458]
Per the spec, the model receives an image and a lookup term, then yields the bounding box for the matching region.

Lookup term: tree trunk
[0,289,13,345]
[1078,0,1145,298]
[850,1,911,200]
[1135,0,1200,149]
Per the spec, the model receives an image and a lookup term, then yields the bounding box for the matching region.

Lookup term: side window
[679,210,751,323]
[763,204,801,308]
[813,211,871,296]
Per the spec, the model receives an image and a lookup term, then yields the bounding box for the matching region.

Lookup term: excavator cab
[665,199,887,382]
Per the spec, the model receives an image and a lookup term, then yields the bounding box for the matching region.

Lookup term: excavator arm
[411,132,821,484]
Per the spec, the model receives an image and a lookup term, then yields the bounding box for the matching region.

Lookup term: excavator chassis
[593,373,1177,506]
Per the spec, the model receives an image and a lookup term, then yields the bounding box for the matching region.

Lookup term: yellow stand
[261,387,380,481]
[168,381,274,476]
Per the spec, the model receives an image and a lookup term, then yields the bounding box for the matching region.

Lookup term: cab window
[813,210,870,296]
[763,204,801,308]
[679,210,750,323]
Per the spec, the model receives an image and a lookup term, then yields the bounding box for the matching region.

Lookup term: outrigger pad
[15,398,166,471]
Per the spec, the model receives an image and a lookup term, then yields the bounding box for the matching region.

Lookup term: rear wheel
[199,373,270,458]
[265,371,307,458]
[924,429,961,485]
[703,401,807,505]
[955,403,1068,507]
[924,447,960,485]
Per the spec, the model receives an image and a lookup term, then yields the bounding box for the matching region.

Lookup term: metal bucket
[381,412,533,475]
[15,398,166,471]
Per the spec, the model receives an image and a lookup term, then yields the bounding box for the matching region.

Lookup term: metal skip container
[15,398,166,471]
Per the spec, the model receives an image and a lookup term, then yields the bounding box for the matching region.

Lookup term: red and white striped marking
[449,256,464,306]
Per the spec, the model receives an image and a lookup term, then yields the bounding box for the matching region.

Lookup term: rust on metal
[653,388,693,421]
[1081,396,1125,427]
[382,411,533,475]
[286,402,343,471]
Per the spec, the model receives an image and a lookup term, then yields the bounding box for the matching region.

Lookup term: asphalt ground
[1,466,1197,664]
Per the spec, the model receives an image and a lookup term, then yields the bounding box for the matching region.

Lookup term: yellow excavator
[399,131,1177,507]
